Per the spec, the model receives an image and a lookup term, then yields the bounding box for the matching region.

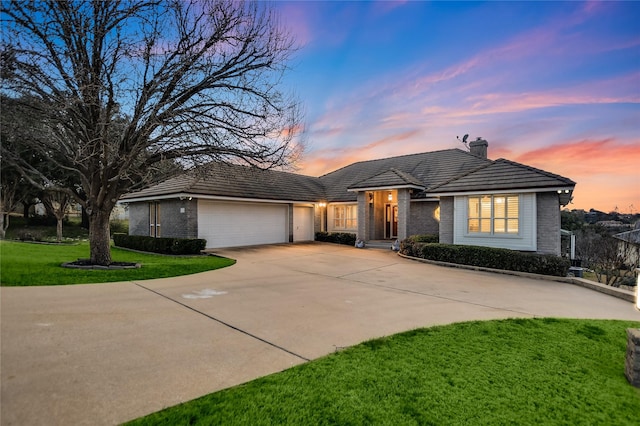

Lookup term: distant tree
[40,189,71,242]
[1,0,303,265]
[0,95,47,237]
[575,227,636,287]
[561,210,585,232]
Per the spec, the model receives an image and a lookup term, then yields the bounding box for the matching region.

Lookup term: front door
[385,204,398,239]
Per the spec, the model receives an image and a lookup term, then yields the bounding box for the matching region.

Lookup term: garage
[198,200,288,248]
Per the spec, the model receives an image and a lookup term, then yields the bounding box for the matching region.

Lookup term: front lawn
[127,318,640,425]
[0,240,235,286]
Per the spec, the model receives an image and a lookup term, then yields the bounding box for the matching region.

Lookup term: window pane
[507,196,519,218]
[469,219,480,232]
[494,196,506,218]
[468,197,479,218]
[480,196,491,218]
[494,218,506,233]
[480,218,491,233]
[507,219,519,233]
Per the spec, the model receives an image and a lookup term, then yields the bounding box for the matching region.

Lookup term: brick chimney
[469,137,488,159]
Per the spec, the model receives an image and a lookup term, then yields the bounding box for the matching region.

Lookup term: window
[468,195,519,234]
[149,202,161,237]
[333,205,357,229]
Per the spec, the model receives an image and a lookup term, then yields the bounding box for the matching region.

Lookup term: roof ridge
[389,168,423,186]
[319,148,466,178]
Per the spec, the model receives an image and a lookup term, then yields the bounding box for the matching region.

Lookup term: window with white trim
[334,205,357,229]
[149,202,161,237]
[468,195,519,234]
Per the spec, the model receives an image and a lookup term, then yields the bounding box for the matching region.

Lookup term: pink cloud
[300,130,421,176]
[514,139,640,211]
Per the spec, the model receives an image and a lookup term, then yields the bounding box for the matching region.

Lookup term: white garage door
[293,206,314,242]
[198,200,288,248]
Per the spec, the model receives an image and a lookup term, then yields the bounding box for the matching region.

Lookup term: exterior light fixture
[318,202,326,208]
[388,191,393,201]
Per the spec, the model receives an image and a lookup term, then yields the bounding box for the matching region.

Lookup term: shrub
[16,229,45,242]
[315,232,357,246]
[400,241,570,277]
[401,234,439,257]
[113,234,206,255]
[109,219,129,235]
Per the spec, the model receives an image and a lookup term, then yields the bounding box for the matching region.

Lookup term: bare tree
[575,227,637,287]
[40,189,71,242]
[1,0,303,265]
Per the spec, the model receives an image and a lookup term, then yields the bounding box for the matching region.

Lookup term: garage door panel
[198,201,288,248]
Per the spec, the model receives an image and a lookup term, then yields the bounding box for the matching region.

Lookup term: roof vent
[469,137,488,159]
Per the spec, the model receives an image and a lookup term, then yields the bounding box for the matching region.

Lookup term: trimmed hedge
[315,232,357,246]
[400,241,570,277]
[113,234,206,255]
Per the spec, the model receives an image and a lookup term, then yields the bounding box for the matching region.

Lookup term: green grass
[128,318,640,426]
[0,240,235,286]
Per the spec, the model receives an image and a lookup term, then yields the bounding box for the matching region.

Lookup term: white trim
[453,193,537,251]
[429,186,574,197]
[410,198,439,202]
[348,184,424,192]
[120,193,316,205]
[327,200,358,205]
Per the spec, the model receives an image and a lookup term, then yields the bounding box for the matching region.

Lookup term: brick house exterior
[121,140,575,254]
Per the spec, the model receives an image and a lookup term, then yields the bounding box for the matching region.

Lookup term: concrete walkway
[1,243,638,425]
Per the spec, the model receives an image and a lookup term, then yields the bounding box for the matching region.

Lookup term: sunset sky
[276,1,639,213]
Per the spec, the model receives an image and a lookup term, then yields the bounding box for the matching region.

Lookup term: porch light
[387,191,393,201]
[318,202,326,208]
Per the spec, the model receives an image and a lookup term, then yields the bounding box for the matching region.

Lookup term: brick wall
[128,203,149,236]
[439,197,454,244]
[127,199,198,239]
[156,199,187,238]
[397,189,411,240]
[408,201,440,237]
[536,192,561,255]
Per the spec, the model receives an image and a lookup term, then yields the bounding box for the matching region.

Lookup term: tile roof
[614,229,640,245]
[120,149,576,203]
[348,168,425,191]
[427,158,576,194]
[319,149,491,201]
[120,162,326,202]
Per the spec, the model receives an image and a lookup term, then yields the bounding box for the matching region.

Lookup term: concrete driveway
[2,243,638,425]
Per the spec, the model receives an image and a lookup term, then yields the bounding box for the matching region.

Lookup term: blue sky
[275,1,640,213]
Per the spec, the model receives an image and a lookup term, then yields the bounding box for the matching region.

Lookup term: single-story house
[120,139,576,254]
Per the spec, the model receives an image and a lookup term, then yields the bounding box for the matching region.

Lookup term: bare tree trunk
[89,209,112,265]
[0,213,7,239]
[56,217,63,242]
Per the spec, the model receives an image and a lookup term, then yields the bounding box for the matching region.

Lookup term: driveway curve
[2,242,638,425]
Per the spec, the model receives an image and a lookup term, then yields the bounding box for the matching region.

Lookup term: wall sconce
[387,191,393,201]
[318,202,326,208]
[368,192,373,203]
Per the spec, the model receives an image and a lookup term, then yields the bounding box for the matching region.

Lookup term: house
[614,228,640,269]
[120,139,576,254]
